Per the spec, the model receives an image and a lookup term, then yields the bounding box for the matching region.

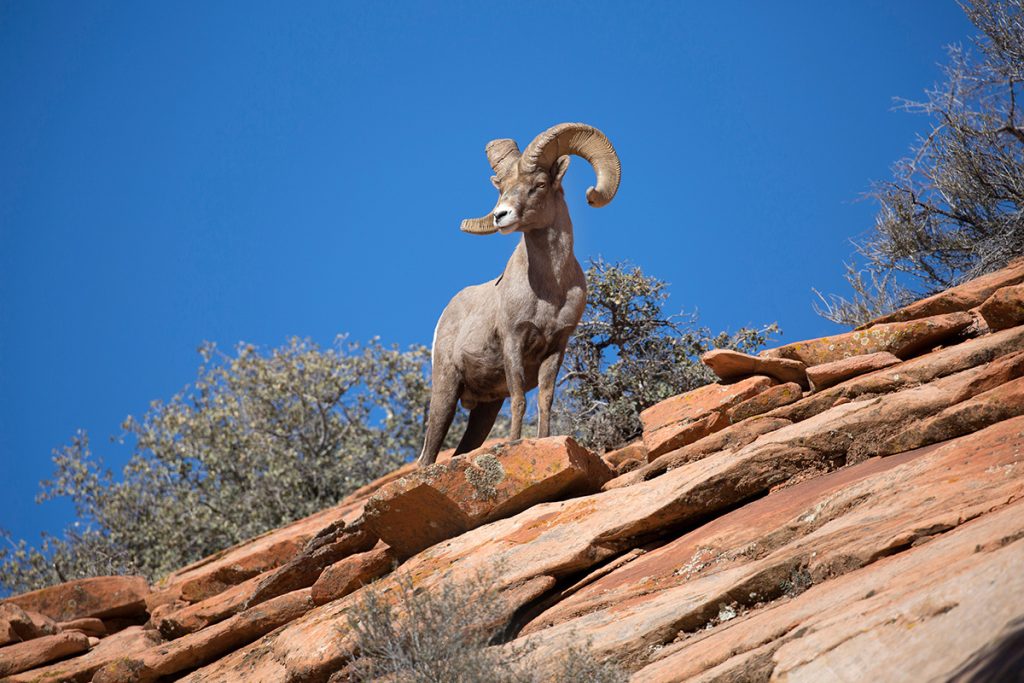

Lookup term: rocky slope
[3,259,1024,682]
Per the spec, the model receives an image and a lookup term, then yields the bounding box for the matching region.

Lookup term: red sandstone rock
[765,324,1024,424]
[727,382,803,422]
[153,573,265,638]
[242,523,377,608]
[806,350,902,391]
[978,282,1024,330]
[701,348,808,386]
[57,617,106,638]
[363,436,612,558]
[601,440,648,467]
[0,603,36,646]
[634,501,1024,682]
[511,419,1024,673]
[4,576,149,622]
[640,376,775,459]
[0,631,91,677]
[5,626,162,683]
[311,546,395,605]
[151,463,416,608]
[880,375,1024,455]
[607,416,791,489]
[92,589,313,683]
[34,274,1024,682]
[761,311,972,366]
[861,257,1024,326]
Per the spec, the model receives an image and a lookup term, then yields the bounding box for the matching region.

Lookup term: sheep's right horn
[460,214,498,235]
[485,138,520,181]
[520,123,621,207]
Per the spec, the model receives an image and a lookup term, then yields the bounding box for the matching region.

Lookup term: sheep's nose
[493,209,509,223]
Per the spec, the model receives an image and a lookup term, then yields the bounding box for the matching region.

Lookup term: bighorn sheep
[417,123,621,466]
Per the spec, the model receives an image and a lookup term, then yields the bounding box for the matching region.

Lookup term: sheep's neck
[519,203,577,295]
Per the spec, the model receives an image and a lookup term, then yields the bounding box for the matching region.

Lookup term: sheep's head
[461,123,621,235]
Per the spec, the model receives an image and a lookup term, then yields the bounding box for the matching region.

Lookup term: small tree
[0,337,432,594]
[557,258,778,453]
[817,0,1024,326]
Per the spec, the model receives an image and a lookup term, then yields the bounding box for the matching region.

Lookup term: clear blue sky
[1,1,973,546]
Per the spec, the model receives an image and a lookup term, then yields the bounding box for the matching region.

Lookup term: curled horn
[461,138,521,234]
[486,138,520,181]
[519,123,621,207]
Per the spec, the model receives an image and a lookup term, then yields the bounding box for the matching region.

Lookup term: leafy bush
[817,0,1024,326]
[346,570,627,683]
[557,258,778,452]
[1,337,433,594]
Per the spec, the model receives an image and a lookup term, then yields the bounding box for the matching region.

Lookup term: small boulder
[242,523,377,609]
[806,351,902,391]
[3,575,149,623]
[728,382,803,422]
[978,283,1024,331]
[702,349,808,387]
[57,617,107,638]
[363,436,612,559]
[761,312,972,366]
[0,631,91,677]
[311,546,395,605]
[640,376,775,459]
[601,441,649,467]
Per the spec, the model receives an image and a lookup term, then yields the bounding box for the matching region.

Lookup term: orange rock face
[862,257,1024,325]
[363,436,612,558]
[702,348,808,386]
[0,631,91,677]
[805,350,901,390]
[727,381,803,421]
[5,261,1024,683]
[762,311,972,365]
[3,576,149,622]
[311,546,395,605]
[640,376,775,458]
[978,282,1024,330]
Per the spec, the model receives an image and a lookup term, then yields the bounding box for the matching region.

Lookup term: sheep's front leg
[503,339,527,440]
[536,350,564,438]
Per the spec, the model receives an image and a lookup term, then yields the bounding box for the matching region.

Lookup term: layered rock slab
[862,257,1024,325]
[512,416,1024,667]
[632,499,1024,682]
[761,311,972,366]
[5,626,162,683]
[147,462,414,610]
[701,349,808,386]
[805,350,901,391]
[3,576,149,623]
[639,376,775,459]
[363,436,612,558]
[979,282,1024,330]
[93,589,313,683]
[0,631,91,677]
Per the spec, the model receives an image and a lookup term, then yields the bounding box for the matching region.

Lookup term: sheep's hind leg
[418,372,461,466]
[455,399,504,455]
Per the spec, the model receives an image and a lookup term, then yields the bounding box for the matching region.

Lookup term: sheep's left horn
[520,123,621,207]
[460,214,498,235]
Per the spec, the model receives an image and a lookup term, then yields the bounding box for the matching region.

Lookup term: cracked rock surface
[3,259,1024,682]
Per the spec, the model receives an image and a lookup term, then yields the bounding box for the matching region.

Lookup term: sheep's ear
[552,156,570,189]
[490,175,501,190]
